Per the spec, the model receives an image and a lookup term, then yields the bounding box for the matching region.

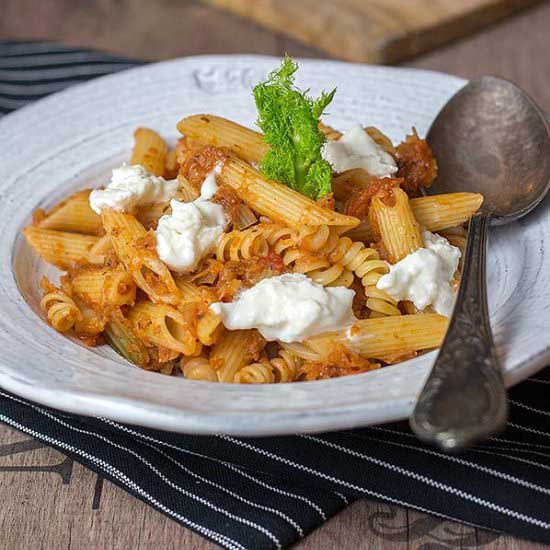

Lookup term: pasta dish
[23,57,483,383]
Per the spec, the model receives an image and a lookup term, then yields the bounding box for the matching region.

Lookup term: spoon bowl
[410,77,550,451]
[427,76,550,222]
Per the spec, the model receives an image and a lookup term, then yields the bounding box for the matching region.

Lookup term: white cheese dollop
[209,273,357,343]
[200,164,220,200]
[376,230,461,317]
[322,125,398,178]
[89,164,179,214]
[155,166,226,273]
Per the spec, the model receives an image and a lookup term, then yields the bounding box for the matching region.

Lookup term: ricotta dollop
[322,125,398,177]
[154,166,226,273]
[209,273,357,342]
[89,164,179,214]
[376,230,461,316]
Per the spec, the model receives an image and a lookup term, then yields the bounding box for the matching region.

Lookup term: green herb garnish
[253,55,336,200]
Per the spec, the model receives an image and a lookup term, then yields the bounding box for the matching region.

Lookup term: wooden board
[200,0,542,63]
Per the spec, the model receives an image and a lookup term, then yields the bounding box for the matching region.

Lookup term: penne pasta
[280,341,326,362]
[369,187,423,263]
[439,227,467,260]
[135,201,169,230]
[68,266,136,310]
[175,279,205,304]
[102,210,180,305]
[37,189,103,235]
[105,308,150,368]
[306,314,448,359]
[365,126,396,154]
[177,114,268,165]
[130,127,168,176]
[409,192,484,233]
[24,226,99,269]
[164,149,179,179]
[73,298,106,337]
[320,123,394,154]
[101,210,147,264]
[157,347,181,365]
[210,329,262,383]
[196,310,224,346]
[331,168,372,202]
[128,301,200,356]
[344,221,375,243]
[177,116,393,168]
[345,192,483,243]
[86,233,114,265]
[233,203,258,231]
[220,156,359,232]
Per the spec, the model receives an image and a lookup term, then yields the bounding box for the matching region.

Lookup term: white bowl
[1,55,549,435]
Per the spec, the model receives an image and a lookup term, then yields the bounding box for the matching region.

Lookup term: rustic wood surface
[1,1,550,548]
[201,0,542,63]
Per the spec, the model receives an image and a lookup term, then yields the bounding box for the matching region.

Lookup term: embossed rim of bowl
[0,54,549,435]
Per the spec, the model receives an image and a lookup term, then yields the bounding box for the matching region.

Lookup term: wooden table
[1,1,550,548]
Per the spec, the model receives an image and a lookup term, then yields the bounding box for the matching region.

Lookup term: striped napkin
[2,40,550,549]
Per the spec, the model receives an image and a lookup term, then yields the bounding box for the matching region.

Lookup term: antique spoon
[410,76,550,452]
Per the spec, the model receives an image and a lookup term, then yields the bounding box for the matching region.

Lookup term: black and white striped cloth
[2,40,550,549]
[0,40,140,114]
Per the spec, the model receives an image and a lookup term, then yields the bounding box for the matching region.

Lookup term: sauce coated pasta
[23,57,483,383]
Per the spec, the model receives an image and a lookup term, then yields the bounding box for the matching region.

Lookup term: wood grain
[0,0,323,61]
[407,1,550,111]
[201,0,541,63]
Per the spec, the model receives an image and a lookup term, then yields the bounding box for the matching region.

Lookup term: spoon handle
[410,212,508,451]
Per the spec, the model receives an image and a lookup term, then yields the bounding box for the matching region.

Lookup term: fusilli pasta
[40,279,82,333]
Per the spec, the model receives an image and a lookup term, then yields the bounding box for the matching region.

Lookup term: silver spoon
[410,76,550,452]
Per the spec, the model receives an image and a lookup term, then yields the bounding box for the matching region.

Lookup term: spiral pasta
[325,235,400,316]
[181,356,218,382]
[234,349,302,384]
[291,254,355,288]
[216,226,269,262]
[260,224,296,255]
[40,283,83,333]
[294,226,401,316]
[364,286,401,317]
[256,223,354,287]
[270,349,302,382]
[234,361,275,384]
